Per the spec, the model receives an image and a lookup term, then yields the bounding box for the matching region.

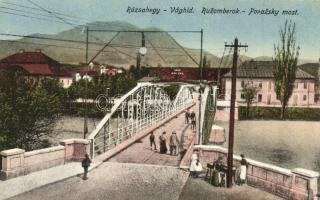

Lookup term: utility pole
[85,26,89,65]
[198,28,203,145]
[225,38,248,188]
[84,26,89,139]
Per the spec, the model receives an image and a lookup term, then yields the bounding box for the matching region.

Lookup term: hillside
[0,21,316,69]
[0,21,221,69]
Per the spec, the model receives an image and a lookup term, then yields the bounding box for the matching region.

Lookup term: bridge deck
[108,93,199,167]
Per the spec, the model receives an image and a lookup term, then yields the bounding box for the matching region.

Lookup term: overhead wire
[0,1,126,29]
[23,0,132,62]
[0,0,224,63]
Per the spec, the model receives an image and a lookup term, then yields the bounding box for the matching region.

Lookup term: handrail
[88,82,153,140]
[88,82,194,158]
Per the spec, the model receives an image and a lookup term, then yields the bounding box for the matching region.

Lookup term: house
[74,64,123,82]
[76,69,100,82]
[298,62,320,101]
[0,50,73,88]
[223,60,316,106]
[150,67,230,82]
[99,64,117,76]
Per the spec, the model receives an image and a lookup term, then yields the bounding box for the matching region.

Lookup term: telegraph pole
[198,28,203,145]
[84,26,89,139]
[225,38,248,188]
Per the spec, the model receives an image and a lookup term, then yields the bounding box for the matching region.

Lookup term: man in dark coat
[185,111,190,124]
[169,131,179,155]
[159,131,167,154]
[82,153,91,180]
[149,131,157,150]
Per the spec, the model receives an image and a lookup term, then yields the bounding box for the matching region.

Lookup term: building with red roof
[0,50,73,88]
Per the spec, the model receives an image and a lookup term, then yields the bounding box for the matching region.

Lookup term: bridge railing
[200,85,218,144]
[88,83,193,158]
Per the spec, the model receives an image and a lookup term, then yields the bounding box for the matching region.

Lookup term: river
[215,120,320,171]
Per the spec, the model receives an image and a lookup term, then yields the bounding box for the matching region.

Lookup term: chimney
[35,49,42,53]
[19,49,25,53]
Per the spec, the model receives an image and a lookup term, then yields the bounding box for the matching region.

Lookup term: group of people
[185,110,196,130]
[190,152,249,187]
[149,131,180,155]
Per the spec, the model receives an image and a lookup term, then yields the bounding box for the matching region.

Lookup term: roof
[224,61,315,79]
[0,51,59,64]
[79,70,100,76]
[298,63,320,78]
[0,51,71,77]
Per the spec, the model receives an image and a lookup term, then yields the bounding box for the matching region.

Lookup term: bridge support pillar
[0,148,25,180]
[60,139,91,161]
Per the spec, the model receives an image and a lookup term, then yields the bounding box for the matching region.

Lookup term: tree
[273,20,300,119]
[242,82,258,117]
[0,67,63,151]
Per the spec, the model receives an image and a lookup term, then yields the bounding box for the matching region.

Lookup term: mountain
[0,21,221,69]
[0,21,317,69]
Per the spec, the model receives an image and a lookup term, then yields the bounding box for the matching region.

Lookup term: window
[294,82,298,89]
[258,94,262,102]
[241,93,245,99]
[304,82,308,89]
[241,80,245,88]
[258,82,262,88]
[303,95,307,101]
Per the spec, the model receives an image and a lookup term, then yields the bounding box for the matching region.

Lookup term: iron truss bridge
[88,82,194,158]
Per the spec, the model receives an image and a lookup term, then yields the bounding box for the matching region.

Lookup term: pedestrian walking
[169,131,180,155]
[190,111,196,121]
[159,131,168,154]
[149,131,157,150]
[239,154,249,185]
[185,110,190,124]
[191,118,196,130]
[82,153,91,180]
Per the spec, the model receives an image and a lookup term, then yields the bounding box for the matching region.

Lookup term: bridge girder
[88,83,194,157]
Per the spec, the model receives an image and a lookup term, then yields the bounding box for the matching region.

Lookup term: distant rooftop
[224,60,314,79]
[0,51,71,77]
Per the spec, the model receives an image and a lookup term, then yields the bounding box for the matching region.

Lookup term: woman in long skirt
[159,131,167,154]
[239,154,249,185]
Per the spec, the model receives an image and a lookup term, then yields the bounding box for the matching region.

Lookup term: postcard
[0,0,319,200]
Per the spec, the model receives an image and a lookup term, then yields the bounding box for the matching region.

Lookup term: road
[108,93,199,166]
[9,162,189,200]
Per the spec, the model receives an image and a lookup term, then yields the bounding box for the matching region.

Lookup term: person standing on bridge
[239,154,249,185]
[159,131,168,154]
[82,153,91,180]
[185,110,190,124]
[191,118,196,130]
[190,111,195,119]
[169,131,180,155]
[149,131,157,150]
[190,111,196,129]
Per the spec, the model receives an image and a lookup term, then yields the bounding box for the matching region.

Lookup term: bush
[239,106,320,121]
[163,84,180,101]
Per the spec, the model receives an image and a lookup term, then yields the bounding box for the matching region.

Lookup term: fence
[0,139,90,180]
[193,145,319,200]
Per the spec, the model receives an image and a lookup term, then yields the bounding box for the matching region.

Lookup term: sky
[0,0,319,60]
